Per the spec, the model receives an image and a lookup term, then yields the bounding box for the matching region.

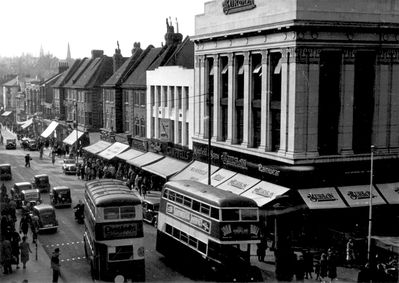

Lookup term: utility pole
[367,145,375,265]
[207,93,211,186]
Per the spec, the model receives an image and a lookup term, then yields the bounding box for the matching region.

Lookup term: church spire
[67,42,71,60]
[40,45,44,57]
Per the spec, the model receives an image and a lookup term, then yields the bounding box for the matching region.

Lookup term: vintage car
[21,188,41,209]
[11,182,33,208]
[5,139,16,150]
[141,191,161,227]
[0,163,12,181]
[32,174,51,193]
[27,139,38,151]
[32,204,58,233]
[50,186,72,207]
[62,158,78,175]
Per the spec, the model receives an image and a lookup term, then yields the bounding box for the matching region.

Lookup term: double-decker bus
[156,180,262,281]
[83,179,145,282]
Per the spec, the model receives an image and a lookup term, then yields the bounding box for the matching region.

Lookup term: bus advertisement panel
[156,180,263,282]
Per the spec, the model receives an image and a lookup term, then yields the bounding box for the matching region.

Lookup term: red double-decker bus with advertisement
[156,180,262,281]
[83,179,145,282]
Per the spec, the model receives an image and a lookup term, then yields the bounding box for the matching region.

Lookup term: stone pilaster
[154,86,160,139]
[226,53,237,144]
[194,55,201,138]
[259,50,270,152]
[242,51,253,147]
[182,86,188,146]
[278,49,289,154]
[212,55,222,141]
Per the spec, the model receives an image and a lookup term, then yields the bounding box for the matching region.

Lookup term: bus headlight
[137,246,145,257]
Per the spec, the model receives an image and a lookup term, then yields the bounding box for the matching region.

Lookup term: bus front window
[240,209,258,221]
[221,209,239,221]
[108,245,133,261]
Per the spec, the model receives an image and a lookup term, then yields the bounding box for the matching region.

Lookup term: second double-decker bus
[156,180,262,282]
[83,179,145,282]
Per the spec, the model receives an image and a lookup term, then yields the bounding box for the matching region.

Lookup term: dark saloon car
[32,204,58,233]
[141,191,161,227]
[0,164,12,180]
[5,139,16,150]
[50,186,72,207]
[32,174,51,193]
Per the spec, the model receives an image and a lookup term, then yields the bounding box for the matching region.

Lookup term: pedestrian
[295,253,306,282]
[24,154,32,167]
[318,253,328,282]
[327,247,337,282]
[19,214,30,237]
[19,236,32,269]
[257,242,265,262]
[11,230,21,269]
[346,238,356,267]
[303,249,314,279]
[30,215,39,244]
[39,146,44,160]
[52,152,56,165]
[51,248,61,283]
[1,237,13,274]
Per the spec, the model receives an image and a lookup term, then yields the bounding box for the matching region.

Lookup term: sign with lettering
[376,182,399,204]
[241,181,290,207]
[130,137,148,152]
[101,222,141,240]
[220,223,260,240]
[166,203,211,233]
[218,173,260,195]
[222,0,256,15]
[149,139,193,162]
[298,187,347,209]
[338,185,386,207]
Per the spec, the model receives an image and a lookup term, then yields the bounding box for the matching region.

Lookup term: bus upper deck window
[183,196,191,207]
[240,209,258,221]
[104,207,120,220]
[222,209,239,221]
[168,191,176,201]
[121,207,135,219]
[192,200,200,212]
[200,204,210,215]
[210,207,219,220]
[175,193,183,204]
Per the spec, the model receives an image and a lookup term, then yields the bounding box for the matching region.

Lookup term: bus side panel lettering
[166,203,211,234]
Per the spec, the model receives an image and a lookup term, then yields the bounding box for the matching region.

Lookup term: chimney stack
[113,41,123,73]
[58,61,69,73]
[91,50,104,59]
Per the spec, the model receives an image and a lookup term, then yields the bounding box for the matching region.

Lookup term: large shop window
[353,52,375,154]
[270,52,282,152]
[318,51,341,155]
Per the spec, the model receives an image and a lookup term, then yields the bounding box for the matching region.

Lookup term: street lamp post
[74,101,79,165]
[367,145,375,265]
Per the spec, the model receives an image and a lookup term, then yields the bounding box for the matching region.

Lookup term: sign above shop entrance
[222,0,256,15]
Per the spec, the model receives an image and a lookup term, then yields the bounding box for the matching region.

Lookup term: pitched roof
[63,58,91,88]
[41,72,64,87]
[102,48,143,87]
[163,36,194,69]
[3,77,19,87]
[121,46,164,88]
[52,59,82,88]
[147,45,175,71]
[72,56,113,88]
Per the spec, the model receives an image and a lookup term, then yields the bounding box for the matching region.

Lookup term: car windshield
[36,177,48,185]
[64,160,75,164]
[39,211,55,222]
[19,185,32,191]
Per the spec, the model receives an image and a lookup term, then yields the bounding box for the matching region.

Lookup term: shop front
[97,142,130,161]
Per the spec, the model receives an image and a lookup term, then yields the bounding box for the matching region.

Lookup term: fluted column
[194,55,201,138]
[259,50,270,151]
[213,54,222,141]
[226,53,237,144]
[242,52,253,147]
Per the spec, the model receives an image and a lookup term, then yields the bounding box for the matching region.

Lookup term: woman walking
[19,236,32,269]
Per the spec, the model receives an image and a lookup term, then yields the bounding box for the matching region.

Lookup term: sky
[0,0,207,59]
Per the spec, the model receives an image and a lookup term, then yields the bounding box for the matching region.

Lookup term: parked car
[5,139,16,150]
[32,174,50,193]
[0,163,12,180]
[50,186,72,207]
[27,139,38,151]
[32,204,58,233]
[141,191,161,227]
[62,159,78,175]
[21,137,30,150]
[11,182,33,208]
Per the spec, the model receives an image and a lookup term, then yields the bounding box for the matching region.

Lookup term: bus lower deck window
[198,241,207,254]
[165,224,172,234]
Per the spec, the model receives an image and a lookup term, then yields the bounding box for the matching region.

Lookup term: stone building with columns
[192,0,399,186]
[191,0,399,251]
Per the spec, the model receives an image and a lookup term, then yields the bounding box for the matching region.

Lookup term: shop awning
[127,152,164,168]
[63,130,84,146]
[199,168,237,187]
[217,173,261,195]
[40,121,59,138]
[298,187,348,209]
[21,119,33,129]
[98,142,130,160]
[116,149,145,161]
[240,181,290,207]
[170,161,219,182]
[83,140,112,155]
[1,111,12,117]
[142,157,189,179]
[376,182,399,204]
[372,236,399,254]
[337,185,387,207]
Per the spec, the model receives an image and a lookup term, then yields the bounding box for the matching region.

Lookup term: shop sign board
[149,139,193,162]
[222,0,256,15]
